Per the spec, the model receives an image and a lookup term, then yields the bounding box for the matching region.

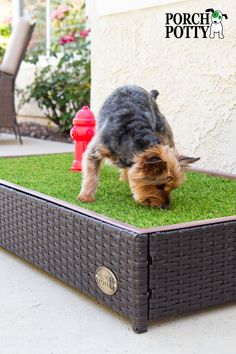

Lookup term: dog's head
[206,9,228,24]
[128,145,200,209]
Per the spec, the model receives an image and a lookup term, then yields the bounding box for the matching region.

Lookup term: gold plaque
[95,267,118,295]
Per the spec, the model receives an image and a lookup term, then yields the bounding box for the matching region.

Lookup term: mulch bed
[0,122,72,144]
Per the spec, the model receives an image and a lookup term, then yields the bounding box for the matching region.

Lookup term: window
[0,0,12,22]
[23,0,47,52]
[12,0,85,56]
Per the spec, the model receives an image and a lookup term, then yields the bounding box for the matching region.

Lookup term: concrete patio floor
[0,247,236,354]
[0,134,236,354]
[0,133,73,157]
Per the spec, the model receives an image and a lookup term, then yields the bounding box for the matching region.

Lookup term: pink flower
[51,5,69,20]
[59,33,76,45]
[4,16,12,25]
[79,29,91,38]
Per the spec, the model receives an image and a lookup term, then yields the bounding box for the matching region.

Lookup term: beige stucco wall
[90,0,236,173]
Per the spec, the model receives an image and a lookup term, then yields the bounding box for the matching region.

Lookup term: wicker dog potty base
[0,178,236,333]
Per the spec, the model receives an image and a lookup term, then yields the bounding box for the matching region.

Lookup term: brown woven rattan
[0,172,235,333]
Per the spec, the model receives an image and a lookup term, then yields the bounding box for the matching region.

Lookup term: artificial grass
[0,153,235,228]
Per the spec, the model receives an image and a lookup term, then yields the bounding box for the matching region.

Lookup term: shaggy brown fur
[78,85,199,208]
[128,145,186,208]
[78,142,199,208]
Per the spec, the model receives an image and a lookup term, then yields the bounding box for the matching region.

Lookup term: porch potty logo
[165,8,228,39]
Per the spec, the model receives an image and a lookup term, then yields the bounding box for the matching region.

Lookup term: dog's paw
[119,169,128,182]
[78,193,95,203]
[119,174,128,182]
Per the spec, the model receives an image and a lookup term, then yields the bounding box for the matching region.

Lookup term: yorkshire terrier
[78,85,199,208]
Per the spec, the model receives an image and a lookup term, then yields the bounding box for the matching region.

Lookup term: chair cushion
[0,18,32,76]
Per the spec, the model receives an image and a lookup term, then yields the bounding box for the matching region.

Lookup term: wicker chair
[0,18,35,144]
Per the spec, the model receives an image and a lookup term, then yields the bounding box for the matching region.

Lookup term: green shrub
[0,22,11,62]
[19,2,90,133]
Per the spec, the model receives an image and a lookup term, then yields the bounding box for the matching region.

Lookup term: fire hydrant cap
[73,106,95,126]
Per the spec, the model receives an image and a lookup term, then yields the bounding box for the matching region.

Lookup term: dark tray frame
[0,168,236,333]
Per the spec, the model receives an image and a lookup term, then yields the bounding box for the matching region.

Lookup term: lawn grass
[0,153,235,228]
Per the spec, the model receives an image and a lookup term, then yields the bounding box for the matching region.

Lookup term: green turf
[0,153,235,228]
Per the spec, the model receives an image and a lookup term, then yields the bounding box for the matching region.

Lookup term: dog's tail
[150,90,159,100]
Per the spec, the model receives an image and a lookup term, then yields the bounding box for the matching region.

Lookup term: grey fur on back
[96,85,174,167]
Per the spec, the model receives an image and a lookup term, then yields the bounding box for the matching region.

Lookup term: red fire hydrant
[70,106,96,172]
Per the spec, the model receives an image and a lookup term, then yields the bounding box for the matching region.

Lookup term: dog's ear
[205,8,214,13]
[222,14,228,19]
[150,90,159,100]
[178,155,200,167]
[145,154,167,174]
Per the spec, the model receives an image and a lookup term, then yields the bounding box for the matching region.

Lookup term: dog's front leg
[218,23,224,38]
[119,168,129,181]
[209,25,215,38]
[78,142,102,202]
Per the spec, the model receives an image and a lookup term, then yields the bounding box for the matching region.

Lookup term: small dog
[206,8,228,39]
[78,85,199,208]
